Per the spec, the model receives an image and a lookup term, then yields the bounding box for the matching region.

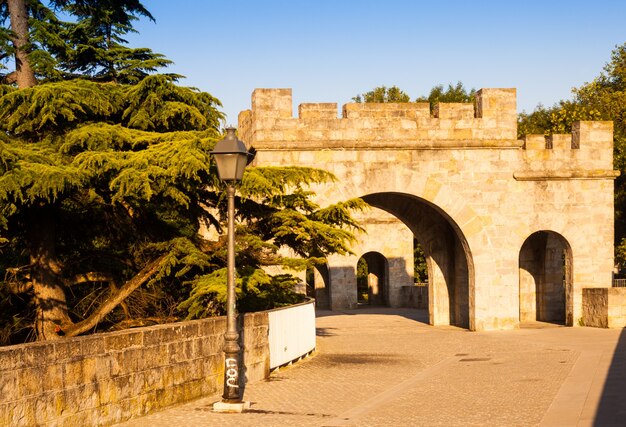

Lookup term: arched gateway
[239,88,619,331]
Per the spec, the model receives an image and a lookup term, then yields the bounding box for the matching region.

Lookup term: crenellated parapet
[238,88,518,150]
[238,88,618,181]
[515,121,618,181]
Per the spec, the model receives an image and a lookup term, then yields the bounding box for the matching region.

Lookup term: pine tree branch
[61,254,168,338]
[1,71,17,85]
[6,280,33,294]
[66,272,114,286]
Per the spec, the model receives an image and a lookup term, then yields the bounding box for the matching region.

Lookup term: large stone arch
[361,192,474,329]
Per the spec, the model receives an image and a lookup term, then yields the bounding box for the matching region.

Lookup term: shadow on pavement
[316,327,338,337]
[594,327,626,426]
[316,307,430,324]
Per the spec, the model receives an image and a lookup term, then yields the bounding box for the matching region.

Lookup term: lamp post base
[213,400,251,413]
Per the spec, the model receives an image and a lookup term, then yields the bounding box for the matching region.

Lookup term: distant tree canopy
[352,81,476,111]
[415,81,476,110]
[352,85,410,103]
[0,0,365,344]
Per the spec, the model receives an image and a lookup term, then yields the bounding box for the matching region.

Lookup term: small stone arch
[356,252,389,306]
[519,231,573,325]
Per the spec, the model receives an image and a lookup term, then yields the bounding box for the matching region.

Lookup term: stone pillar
[327,254,358,310]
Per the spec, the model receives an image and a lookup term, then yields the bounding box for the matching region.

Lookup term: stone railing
[0,299,316,426]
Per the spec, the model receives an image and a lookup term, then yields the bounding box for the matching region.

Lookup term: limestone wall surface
[0,312,269,427]
[240,88,618,330]
[583,288,626,328]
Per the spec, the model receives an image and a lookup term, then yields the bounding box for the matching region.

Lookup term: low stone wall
[400,285,429,309]
[583,288,626,328]
[0,312,269,426]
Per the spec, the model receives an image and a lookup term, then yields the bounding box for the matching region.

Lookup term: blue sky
[128,0,626,124]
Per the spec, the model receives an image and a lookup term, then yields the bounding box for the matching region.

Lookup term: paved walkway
[115,308,626,426]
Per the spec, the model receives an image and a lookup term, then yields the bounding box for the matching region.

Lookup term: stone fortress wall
[239,88,621,330]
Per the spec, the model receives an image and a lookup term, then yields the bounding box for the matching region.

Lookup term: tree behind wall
[0,1,365,343]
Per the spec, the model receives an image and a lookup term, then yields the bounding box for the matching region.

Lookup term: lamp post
[211,127,251,412]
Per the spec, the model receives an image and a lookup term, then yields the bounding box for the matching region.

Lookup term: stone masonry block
[104,330,143,352]
[252,88,292,118]
[141,327,165,347]
[524,134,547,150]
[53,339,85,361]
[196,318,217,337]
[18,366,44,398]
[549,134,572,150]
[299,103,337,119]
[43,363,63,392]
[21,343,49,368]
[475,88,516,123]
[0,369,18,397]
[582,288,626,328]
[573,121,614,150]
[342,102,429,119]
[80,336,106,357]
[434,103,474,119]
[178,321,199,339]
[0,346,24,371]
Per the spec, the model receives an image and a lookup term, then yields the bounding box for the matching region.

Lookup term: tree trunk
[29,208,71,340]
[7,0,37,88]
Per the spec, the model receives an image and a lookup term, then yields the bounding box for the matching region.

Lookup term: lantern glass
[214,152,248,181]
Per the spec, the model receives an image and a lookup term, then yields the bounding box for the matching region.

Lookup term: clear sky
[127,0,626,125]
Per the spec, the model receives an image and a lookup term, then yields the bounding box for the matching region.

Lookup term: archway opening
[519,231,572,325]
[356,252,388,306]
[361,193,474,329]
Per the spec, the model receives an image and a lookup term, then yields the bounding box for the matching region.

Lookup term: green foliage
[122,75,223,132]
[0,79,123,138]
[517,104,553,138]
[356,257,368,302]
[517,101,602,139]
[0,0,171,84]
[415,81,476,111]
[414,240,428,283]
[179,269,305,319]
[352,85,410,103]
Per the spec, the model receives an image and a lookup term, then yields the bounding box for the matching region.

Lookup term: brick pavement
[115,308,626,427]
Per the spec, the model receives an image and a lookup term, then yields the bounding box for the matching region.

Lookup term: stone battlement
[238,88,518,149]
[516,121,616,180]
[239,88,616,178]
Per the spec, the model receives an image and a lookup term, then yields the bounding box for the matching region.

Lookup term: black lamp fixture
[210,127,251,182]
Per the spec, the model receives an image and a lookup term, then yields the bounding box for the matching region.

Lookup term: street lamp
[211,127,251,413]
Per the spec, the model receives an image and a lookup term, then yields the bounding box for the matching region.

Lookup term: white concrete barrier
[268,299,316,369]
